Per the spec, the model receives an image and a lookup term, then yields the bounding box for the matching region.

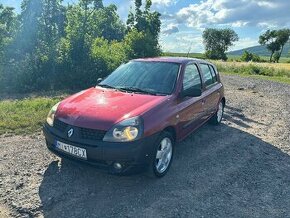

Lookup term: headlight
[46,102,60,126]
[103,116,143,142]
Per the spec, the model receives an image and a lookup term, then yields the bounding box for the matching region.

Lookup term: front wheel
[209,100,224,125]
[149,132,174,178]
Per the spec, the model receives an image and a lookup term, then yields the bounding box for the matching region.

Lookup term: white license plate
[55,141,87,160]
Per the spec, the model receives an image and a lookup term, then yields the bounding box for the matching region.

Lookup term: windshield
[99,61,180,95]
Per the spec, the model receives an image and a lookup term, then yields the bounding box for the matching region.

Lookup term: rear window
[209,65,218,83]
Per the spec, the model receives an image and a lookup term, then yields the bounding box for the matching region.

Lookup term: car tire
[209,100,224,125]
[148,131,175,178]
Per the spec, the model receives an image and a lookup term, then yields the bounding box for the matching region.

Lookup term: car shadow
[39,123,290,217]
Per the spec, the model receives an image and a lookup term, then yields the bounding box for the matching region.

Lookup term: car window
[209,65,218,83]
[183,64,202,91]
[200,64,216,87]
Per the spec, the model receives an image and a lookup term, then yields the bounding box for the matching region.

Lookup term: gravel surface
[1,75,290,218]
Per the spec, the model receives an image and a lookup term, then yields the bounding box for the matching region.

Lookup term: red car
[43,57,225,177]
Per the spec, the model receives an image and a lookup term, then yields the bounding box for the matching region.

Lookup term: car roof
[133,57,212,65]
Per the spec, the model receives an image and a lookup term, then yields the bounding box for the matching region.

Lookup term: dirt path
[1,75,290,218]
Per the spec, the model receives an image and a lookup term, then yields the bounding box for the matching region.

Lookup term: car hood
[56,87,168,130]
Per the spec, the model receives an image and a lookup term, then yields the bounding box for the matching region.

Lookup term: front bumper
[43,124,159,174]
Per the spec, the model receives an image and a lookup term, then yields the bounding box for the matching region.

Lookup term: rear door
[177,63,204,138]
[199,63,221,119]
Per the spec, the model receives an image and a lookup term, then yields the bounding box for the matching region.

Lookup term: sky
[1,0,290,53]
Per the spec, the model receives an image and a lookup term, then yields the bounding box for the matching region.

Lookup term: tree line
[0,0,161,93]
[202,28,290,63]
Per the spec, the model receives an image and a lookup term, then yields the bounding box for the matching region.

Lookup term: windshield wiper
[117,87,163,96]
[97,84,116,89]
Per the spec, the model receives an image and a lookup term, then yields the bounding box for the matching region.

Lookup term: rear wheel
[149,132,174,178]
[209,100,224,125]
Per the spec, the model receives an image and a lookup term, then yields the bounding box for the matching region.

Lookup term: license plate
[55,141,87,160]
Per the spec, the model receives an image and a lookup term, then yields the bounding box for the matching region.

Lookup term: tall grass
[214,61,290,78]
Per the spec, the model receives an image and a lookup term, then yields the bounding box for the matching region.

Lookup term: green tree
[126,0,161,58]
[0,4,17,91]
[203,28,239,61]
[276,29,290,62]
[58,0,125,89]
[259,30,281,62]
[38,0,66,88]
[0,4,17,59]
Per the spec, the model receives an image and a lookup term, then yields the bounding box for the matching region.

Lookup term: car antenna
[187,42,193,58]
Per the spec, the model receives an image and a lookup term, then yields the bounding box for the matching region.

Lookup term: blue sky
[1,0,290,53]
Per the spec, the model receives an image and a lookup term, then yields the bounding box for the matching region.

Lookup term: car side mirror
[97,78,103,83]
[181,87,202,98]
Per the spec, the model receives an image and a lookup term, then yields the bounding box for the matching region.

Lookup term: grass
[212,61,290,85]
[0,97,63,135]
[221,71,290,85]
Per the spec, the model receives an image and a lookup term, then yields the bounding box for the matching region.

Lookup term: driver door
[177,63,204,139]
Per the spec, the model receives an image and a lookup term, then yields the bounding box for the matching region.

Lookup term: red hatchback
[43,57,225,177]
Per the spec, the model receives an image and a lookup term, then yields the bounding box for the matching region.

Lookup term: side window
[209,65,218,83]
[183,64,202,91]
[200,64,216,87]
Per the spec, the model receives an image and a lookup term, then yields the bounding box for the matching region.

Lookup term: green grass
[221,71,290,85]
[214,61,290,85]
[0,97,62,135]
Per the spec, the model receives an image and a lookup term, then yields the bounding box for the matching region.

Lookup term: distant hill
[228,43,290,57]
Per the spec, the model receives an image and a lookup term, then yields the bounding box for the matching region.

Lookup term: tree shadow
[39,124,290,218]
[223,105,266,128]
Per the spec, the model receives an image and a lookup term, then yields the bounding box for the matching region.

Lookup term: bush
[241,51,253,62]
[241,51,261,62]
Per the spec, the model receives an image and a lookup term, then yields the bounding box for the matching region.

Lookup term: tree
[259,30,281,62]
[38,0,66,88]
[126,0,161,58]
[57,0,125,89]
[0,4,17,58]
[276,29,290,62]
[203,28,239,61]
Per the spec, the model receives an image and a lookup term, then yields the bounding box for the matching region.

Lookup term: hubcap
[155,137,173,174]
[217,102,224,122]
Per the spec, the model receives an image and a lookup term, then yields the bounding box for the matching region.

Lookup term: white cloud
[152,0,172,6]
[160,32,204,53]
[175,0,290,28]
[152,0,179,6]
[162,23,179,35]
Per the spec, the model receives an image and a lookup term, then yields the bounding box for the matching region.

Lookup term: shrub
[241,51,253,62]
[241,51,261,62]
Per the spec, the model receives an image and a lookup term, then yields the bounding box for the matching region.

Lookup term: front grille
[54,119,106,141]
[80,127,106,141]
[54,119,68,132]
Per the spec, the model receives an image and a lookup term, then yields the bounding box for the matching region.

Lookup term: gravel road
[1,75,290,218]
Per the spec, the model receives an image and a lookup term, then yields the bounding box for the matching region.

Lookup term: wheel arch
[163,126,177,143]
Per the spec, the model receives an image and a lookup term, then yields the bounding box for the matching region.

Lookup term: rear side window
[183,64,202,91]
[209,65,218,82]
[200,64,217,87]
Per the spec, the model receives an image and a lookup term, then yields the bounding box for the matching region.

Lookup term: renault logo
[67,128,74,138]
